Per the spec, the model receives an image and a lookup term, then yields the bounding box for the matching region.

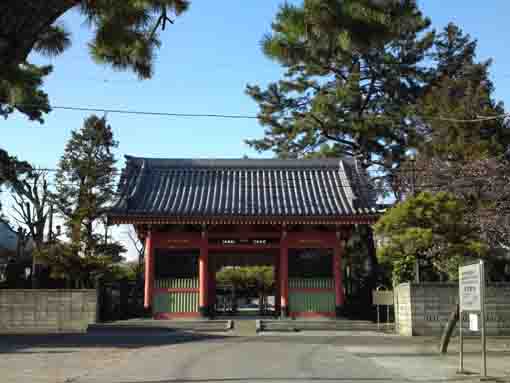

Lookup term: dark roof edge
[124,155,356,169]
[107,212,379,224]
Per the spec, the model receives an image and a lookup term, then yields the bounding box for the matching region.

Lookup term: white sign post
[458,261,487,379]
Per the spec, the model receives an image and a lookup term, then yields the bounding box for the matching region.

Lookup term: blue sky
[3,1,510,259]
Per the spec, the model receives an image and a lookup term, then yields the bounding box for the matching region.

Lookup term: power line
[2,101,509,123]
[433,114,508,123]
[11,104,259,120]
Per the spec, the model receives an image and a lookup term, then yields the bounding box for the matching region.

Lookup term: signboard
[458,261,487,378]
[469,313,479,332]
[372,290,394,306]
[459,263,482,312]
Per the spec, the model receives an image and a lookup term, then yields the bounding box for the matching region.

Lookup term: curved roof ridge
[124,155,345,169]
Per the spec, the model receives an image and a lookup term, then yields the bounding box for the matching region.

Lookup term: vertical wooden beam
[144,228,154,309]
[199,226,209,317]
[280,226,289,318]
[334,230,345,318]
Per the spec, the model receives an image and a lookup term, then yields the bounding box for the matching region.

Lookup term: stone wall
[0,290,97,334]
[395,283,510,336]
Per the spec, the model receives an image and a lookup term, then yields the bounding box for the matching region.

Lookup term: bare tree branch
[126,227,144,259]
[10,170,51,250]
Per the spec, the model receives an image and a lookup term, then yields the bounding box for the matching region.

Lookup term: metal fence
[97,279,145,322]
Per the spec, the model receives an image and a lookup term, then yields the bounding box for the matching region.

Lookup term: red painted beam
[199,230,209,315]
[208,232,282,239]
[286,232,338,248]
[286,231,337,240]
[152,232,201,248]
[207,244,279,251]
[149,229,350,251]
[280,236,289,316]
[144,230,154,309]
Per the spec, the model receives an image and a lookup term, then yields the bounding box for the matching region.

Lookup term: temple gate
[108,157,378,319]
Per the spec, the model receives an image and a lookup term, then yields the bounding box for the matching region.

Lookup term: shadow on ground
[2,331,509,358]
[0,330,230,353]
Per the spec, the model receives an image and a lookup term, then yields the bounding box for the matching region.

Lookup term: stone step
[88,319,232,333]
[258,319,394,332]
[231,320,258,336]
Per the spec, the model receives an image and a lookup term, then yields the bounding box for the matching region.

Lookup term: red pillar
[144,229,154,310]
[199,229,209,317]
[280,230,289,317]
[334,241,345,317]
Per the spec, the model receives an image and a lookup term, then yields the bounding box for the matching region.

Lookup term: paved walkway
[1,332,509,383]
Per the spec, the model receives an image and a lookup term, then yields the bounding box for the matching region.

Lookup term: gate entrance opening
[212,252,277,317]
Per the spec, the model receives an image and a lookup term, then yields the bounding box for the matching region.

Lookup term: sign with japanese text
[372,290,394,306]
[459,263,482,312]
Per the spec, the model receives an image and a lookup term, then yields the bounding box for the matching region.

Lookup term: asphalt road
[1,332,509,383]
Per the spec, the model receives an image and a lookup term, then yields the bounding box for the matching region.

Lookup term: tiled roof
[109,156,377,223]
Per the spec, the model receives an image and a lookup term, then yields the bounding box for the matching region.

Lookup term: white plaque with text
[459,263,482,312]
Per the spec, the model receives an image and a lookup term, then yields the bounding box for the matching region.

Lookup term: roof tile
[110,156,377,219]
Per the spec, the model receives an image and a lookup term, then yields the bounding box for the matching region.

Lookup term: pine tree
[418,23,510,162]
[53,115,120,285]
[246,0,435,193]
[1,1,189,122]
[0,148,31,214]
[397,24,510,248]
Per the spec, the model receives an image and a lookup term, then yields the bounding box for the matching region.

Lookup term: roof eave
[107,213,379,226]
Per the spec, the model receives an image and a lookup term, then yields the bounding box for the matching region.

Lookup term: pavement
[1,330,509,383]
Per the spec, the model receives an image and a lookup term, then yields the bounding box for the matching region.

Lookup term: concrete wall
[395,283,510,336]
[0,289,97,334]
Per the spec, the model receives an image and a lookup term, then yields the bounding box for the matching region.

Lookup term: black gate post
[119,278,129,320]
[95,276,104,323]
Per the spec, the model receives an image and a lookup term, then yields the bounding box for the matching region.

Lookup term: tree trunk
[439,302,460,354]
